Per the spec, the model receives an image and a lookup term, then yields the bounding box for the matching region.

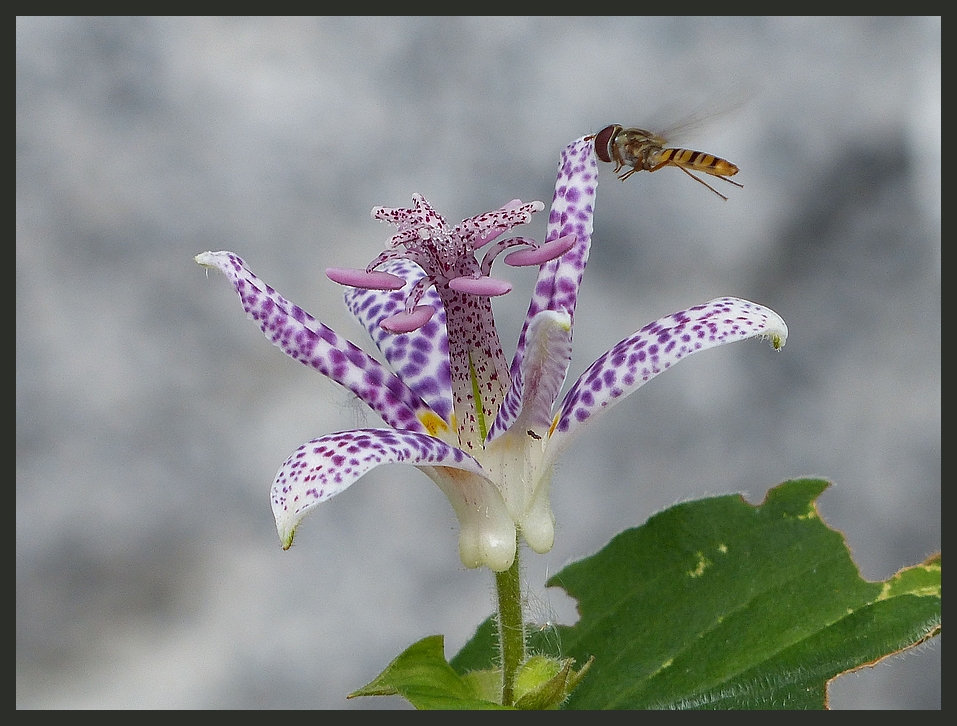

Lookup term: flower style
[195,136,787,572]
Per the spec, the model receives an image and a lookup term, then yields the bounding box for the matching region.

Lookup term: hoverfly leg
[661,163,731,201]
[717,176,745,189]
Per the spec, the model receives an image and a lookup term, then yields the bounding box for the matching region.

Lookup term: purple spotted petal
[195,251,437,434]
[343,258,454,425]
[544,297,788,465]
[272,426,517,571]
[531,137,599,320]
[493,137,598,441]
[487,310,573,439]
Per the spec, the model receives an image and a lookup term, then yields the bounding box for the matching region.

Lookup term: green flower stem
[494,538,526,706]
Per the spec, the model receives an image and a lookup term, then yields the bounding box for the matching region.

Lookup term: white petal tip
[277,520,298,550]
[535,308,572,332]
[763,312,788,350]
[195,250,234,272]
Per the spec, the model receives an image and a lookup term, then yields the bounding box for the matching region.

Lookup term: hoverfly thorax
[594,124,659,174]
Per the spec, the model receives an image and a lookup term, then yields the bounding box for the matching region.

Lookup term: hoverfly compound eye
[593,125,621,163]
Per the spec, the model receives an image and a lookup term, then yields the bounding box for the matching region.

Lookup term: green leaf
[453,478,941,709]
[348,634,511,709]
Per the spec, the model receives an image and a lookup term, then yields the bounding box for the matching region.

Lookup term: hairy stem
[495,538,525,706]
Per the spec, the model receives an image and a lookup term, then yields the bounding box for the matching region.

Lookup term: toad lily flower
[195,136,787,573]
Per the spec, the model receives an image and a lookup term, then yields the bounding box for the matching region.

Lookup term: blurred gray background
[17,17,939,709]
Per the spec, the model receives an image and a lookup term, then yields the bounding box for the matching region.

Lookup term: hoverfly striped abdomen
[655,147,739,179]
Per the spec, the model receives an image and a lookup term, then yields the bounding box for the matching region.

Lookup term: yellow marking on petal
[547,413,560,438]
[418,410,451,437]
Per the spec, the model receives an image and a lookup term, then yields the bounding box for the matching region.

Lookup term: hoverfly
[592,124,743,201]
